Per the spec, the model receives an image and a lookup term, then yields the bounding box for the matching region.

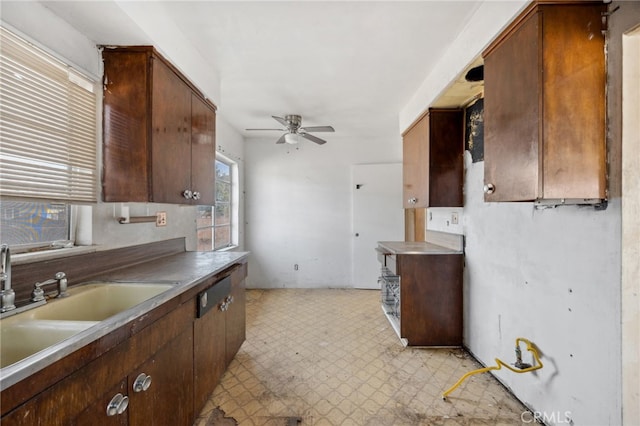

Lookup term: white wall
[399,0,527,132]
[0,1,100,79]
[244,132,401,288]
[416,2,635,425]
[461,155,621,425]
[2,2,244,253]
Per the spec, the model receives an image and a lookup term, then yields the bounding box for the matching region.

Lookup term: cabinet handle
[183,189,193,199]
[133,373,152,393]
[106,393,129,416]
[483,183,495,194]
[408,197,417,204]
[192,191,201,200]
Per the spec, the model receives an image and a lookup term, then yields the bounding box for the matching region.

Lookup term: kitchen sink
[0,282,176,368]
[25,282,176,321]
[1,320,98,368]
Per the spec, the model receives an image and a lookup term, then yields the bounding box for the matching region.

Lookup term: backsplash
[426,207,464,235]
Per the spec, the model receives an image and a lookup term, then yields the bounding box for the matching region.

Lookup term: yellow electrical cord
[442,337,543,400]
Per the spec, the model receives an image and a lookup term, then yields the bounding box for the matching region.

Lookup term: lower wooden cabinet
[2,261,247,426]
[194,277,229,413]
[194,262,248,414]
[128,329,194,425]
[397,254,463,346]
[226,262,247,365]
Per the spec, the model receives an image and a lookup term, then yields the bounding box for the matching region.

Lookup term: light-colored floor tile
[196,289,531,425]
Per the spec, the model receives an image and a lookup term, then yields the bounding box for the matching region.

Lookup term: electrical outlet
[451,212,459,225]
[156,211,167,227]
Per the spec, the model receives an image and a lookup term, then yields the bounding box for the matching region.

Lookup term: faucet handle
[56,272,68,298]
[31,282,46,302]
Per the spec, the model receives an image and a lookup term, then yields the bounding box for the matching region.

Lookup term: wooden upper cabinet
[402,109,463,209]
[482,1,606,203]
[102,46,217,205]
[403,114,428,209]
[150,59,192,204]
[190,94,216,206]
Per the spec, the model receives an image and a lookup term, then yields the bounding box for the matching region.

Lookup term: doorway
[351,163,403,289]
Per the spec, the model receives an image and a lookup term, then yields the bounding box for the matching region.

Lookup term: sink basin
[26,282,176,321]
[0,282,175,368]
[1,320,98,368]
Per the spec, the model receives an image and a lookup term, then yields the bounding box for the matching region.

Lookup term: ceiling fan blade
[299,125,335,133]
[300,132,326,145]
[276,133,287,144]
[272,116,289,127]
[246,128,285,131]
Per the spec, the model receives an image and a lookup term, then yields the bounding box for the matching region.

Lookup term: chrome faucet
[31,272,68,302]
[1,244,16,312]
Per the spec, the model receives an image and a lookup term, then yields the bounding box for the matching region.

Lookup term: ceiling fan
[246,115,335,145]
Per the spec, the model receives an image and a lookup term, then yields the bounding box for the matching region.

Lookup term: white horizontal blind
[0,27,97,203]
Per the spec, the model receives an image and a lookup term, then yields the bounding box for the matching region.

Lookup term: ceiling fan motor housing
[284,114,302,132]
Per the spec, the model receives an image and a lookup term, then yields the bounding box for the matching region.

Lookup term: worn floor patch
[204,407,238,426]
[205,408,302,426]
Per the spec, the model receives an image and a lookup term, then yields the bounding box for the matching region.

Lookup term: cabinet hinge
[601,5,620,36]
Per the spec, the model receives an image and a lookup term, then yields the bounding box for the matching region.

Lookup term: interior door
[352,163,403,289]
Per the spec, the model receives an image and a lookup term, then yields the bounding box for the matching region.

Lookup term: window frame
[213,158,232,250]
[0,25,99,250]
[0,26,99,204]
[196,154,237,252]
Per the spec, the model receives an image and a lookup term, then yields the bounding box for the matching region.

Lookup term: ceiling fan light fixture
[284,133,300,144]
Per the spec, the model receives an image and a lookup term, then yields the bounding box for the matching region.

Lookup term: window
[0,26,97,202]
[0,26,97,249]
[197,158,234,251]
[0,200,70,248]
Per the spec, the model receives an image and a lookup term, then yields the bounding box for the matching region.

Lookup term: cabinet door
[191,94,216,206]
[429,110,463,207]
[540,4,606,200]
[193,296,227,414]
[402,115,429,208]
[483,11,541,202]
[398,254,462,346]
[225,264,247,366]
[128,328,194,426]
[151,58,192,204]
[102,51,151,202]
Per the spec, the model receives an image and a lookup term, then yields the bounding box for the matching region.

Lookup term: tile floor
[194,289,530,425]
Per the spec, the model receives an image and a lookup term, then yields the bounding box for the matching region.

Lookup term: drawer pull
[106,393,129,416]
[133,373,152,393]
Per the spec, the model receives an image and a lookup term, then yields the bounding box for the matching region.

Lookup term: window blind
[0,27,97,203]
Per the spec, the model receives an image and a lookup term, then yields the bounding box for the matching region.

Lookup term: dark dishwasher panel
[197,276,231,318]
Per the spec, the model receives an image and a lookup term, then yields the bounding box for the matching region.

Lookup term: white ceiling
[41,1,484,143]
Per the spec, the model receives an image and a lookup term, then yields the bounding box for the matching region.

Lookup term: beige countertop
[0,250,249,389]
[378,231,464,255]
[377,241,462,255]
